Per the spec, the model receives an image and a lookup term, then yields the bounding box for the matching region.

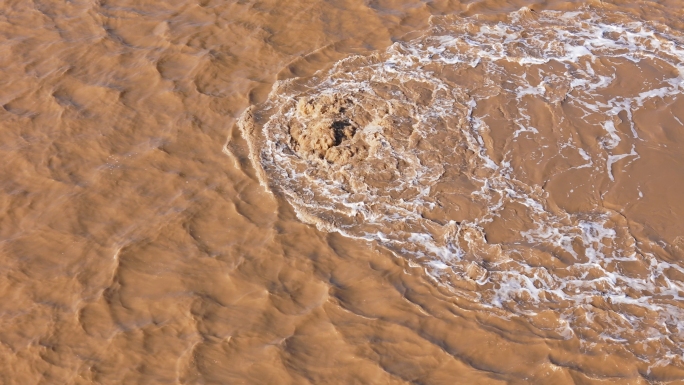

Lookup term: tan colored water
[2,0,684,383]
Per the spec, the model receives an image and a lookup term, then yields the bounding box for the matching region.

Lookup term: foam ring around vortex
[235,8,684,362]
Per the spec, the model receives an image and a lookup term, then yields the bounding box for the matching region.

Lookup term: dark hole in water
[332,120,352,146]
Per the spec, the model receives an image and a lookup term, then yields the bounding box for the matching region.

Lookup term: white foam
[607,145,639,181]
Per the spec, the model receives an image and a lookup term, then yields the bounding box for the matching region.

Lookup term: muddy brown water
[2,0,684,384]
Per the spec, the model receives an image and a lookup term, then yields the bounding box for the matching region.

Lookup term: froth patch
[289,95,369,164]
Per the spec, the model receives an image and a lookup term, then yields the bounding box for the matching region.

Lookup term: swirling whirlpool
[233,8,684,363]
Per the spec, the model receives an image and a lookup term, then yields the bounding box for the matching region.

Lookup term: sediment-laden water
[3,0,684,383]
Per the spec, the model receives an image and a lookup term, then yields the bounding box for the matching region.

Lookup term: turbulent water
[4,0,684,383]
[236,7,684,364]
